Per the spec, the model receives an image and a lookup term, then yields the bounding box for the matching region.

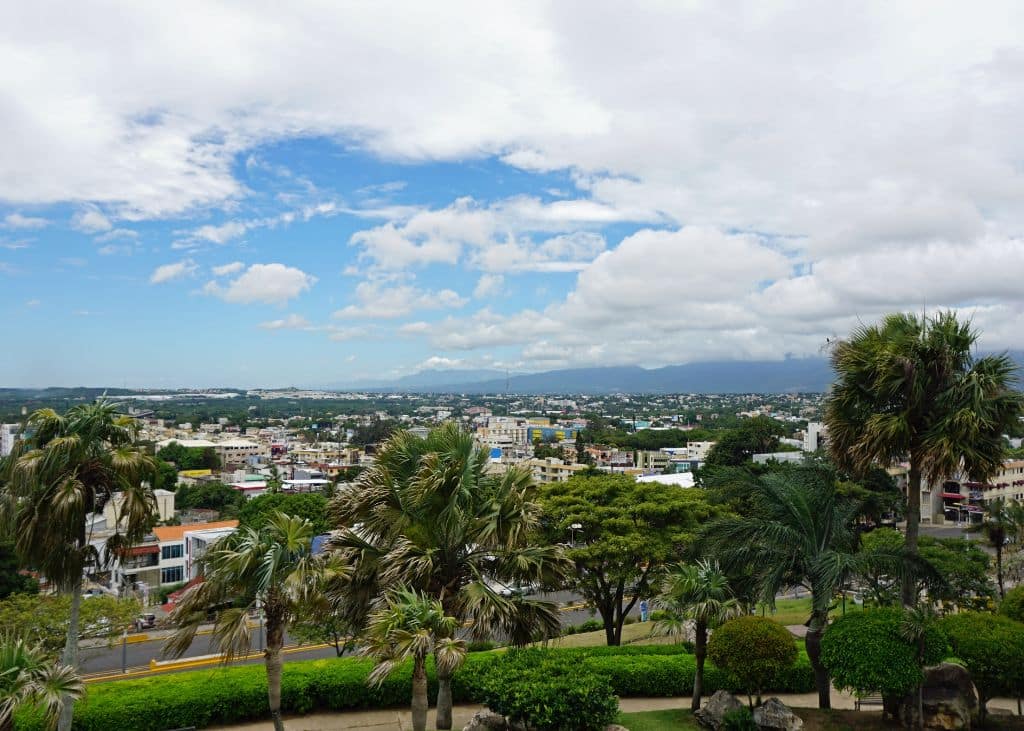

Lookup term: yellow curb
[125,634,150,644]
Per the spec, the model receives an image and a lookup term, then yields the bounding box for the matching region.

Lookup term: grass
[618,709,701,730]
[759,596,864,626]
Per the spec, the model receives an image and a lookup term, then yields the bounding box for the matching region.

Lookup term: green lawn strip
[617,709,701,731]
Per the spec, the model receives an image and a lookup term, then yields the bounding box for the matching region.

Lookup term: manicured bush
[722,706,757,731]
[708,616,798,702]
[940,612,1024,721]
[477,650,619,731]
[821,608,947,699]
[999,585,1024,623]
[14,644,816,730]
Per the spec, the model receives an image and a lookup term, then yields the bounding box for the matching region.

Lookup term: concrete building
[803,422,827,452]
[0,424,19,457]
[523,457,588,484]
[152,520,239,585]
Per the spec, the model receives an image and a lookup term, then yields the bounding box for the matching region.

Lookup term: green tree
[331,424,566,730]
[825,311,1024,605]
[238,493,329,535]
[174,481,245,517]
[0,400,157,731]
[152,459,178,493]
[0,594,140,655]
[1000,585,1024,623]
[537,473,718,646]
[165,512,336,731]
[708,616,797,708]
[705,416,785,467]
[653,560,739,710]
[0,635,84,731]
[0,543,37,600]
[967,498,1019,599]
[362,588,466,731]
[704,466,907,709]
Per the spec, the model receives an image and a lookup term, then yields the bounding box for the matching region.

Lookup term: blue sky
[3,3,1024,387]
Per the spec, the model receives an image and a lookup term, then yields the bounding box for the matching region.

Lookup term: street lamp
[569,523,583,547]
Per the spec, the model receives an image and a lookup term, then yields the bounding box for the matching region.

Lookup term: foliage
[174,481,245,517]
[705,416,785,467]
[152,459,178,493]
[721,707,757,731]
[537,473,719,645]
[999,585,1024,623]
[0,543,37,600]
[154,582,187,607]
[156,442,221,471]
[477,649,619,731]
[289,606,357,657]
[967,498,1021,599]
[0,594,139,655]
[707,616,797,702]
[0,635,83,731]
[825,311,1024,604]
[939,612,1024,720]
[821,608,947,698]
[237,493,329,535]
[348,419,397,446]
[835,466,904,524]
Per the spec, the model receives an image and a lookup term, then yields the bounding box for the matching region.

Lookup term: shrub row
[15,645,813,731]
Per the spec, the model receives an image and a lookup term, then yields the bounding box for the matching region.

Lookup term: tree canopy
[537,473,719,645]
[237,493,330,535]
[156,442,221,470]
[704,416,785,466]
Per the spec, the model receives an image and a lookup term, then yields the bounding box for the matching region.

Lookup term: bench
[855,695,884,711]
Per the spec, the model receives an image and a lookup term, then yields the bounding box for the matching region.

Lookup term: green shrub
[821,608,947,698]
[940,612,1024,721]
[466,640,497,653]
[478,650,619,731]
[999,585,1024,623]
[708,616,798,701]
[722,706,757,731]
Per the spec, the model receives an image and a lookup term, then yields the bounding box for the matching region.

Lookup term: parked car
[134,613,157,631]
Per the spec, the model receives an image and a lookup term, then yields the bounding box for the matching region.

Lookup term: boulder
[898,662,977,730]
[605,726,630,731]
[462,709,512,731]
[753,698,803,731]
[695,690,744,730]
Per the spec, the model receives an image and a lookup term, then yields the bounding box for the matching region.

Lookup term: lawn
[618,708,700,730]
[619,708,1024,731]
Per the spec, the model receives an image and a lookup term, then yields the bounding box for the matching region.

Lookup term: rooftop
[152,520,239,542]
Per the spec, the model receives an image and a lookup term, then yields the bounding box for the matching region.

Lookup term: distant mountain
[327,358,838,394]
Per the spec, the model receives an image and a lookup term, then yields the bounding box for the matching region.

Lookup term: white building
[152,520,239,585]
[0,424,18,457]
[803,422,827,452]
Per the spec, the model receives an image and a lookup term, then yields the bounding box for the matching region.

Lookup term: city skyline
[3,3,1024,387]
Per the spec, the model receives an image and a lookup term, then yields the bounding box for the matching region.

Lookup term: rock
[605,726,630,731]
[463,709,511,731]
[753,697,803,731]
[695,690,744,730]
[898,662,977,730]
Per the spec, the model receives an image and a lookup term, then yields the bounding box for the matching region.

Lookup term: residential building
[152,520,239,585]
[803,422,827,452]
[0,424,18,457]
[523,457,589,484]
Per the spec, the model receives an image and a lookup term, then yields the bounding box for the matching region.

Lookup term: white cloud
[203,263,316,304]
[71,206,112,233]
[150,258,198,284]
[259,314,311,330]
[212,261,245,276]
[25,299,40,307]
[333,280,467,319]
[0,240,30,250]
[193,221,249,244]
[94,228,138,242]
[473,273,505,299]
[416,356,464,370]
[2,213,48,229]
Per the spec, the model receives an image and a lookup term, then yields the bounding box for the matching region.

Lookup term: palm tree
[653,560,740,710]
[165,511,338,731]
[363,587,467,731]
[330,424,567,730]
[0,400,156,731]
[826,311,1023,606]
[969,498,1019,599]
[0,635,83,731]
[704,466,907,709]
[900,607,936,731]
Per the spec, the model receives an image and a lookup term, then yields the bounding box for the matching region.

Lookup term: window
[161,566,183,584]
[161,544,183,560]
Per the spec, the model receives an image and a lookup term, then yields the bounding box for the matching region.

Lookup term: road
[80,590,616,679]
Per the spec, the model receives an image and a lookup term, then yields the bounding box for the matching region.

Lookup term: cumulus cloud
[203,263,316,304]
[473,273,505,299]
[150,258,198,284]
[2,213,48,230]
[212,261,245,276]
[333,280,467,319]
[259,314,311,330]
[71,206,112,233]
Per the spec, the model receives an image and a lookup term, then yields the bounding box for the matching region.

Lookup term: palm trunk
[57,580,83,731]
[435,667,453,730]
[692,620,707,711]
[805,616,830,710]
[996,544,1005,600]
[266,618,285,731]
[901,465,922,607]
[411,656,428,731]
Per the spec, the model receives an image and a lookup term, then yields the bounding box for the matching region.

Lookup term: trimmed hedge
[16,645,814,731]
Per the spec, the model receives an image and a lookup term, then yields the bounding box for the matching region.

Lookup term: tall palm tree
[826,311,1023,605]
[653,560,740,710]
[0,400,156,731]
[165,511,338,731]
[0,635,83,731]
[969,498,1019,600]
[330,424,567,730]
[704,466,907,710]
[363,587,466,731]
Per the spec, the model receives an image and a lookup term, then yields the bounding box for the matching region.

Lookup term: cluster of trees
[155,441,221,470]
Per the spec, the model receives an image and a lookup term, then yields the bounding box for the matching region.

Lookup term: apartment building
[523,457,588,484]
[151,520,239,585]
[977,459,1024,503]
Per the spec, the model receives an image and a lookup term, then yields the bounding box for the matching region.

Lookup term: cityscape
[2,4,1024,731]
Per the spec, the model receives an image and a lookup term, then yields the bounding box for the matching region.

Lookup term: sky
[3,2,1024,388]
